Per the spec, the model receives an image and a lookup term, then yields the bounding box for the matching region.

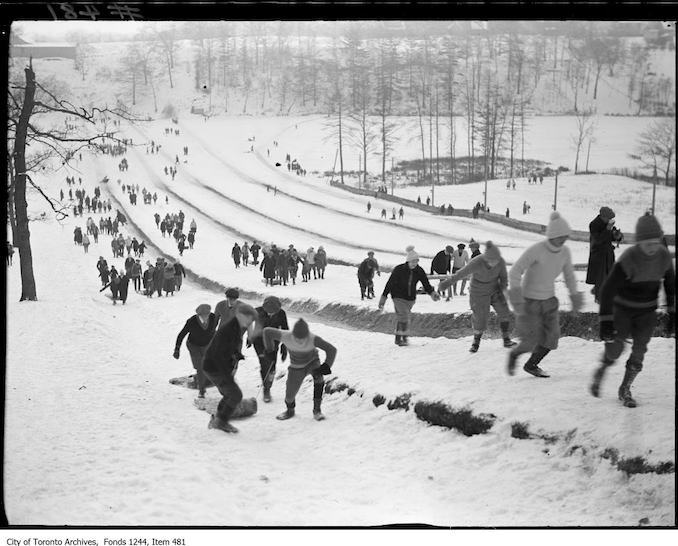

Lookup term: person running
[248,296,289,403]
[430,245,453,301]
[590,213,675,407]
[439,241,516,353]
[507,212,583,378]
[264,318,337,421]
[378,246,440,346]
[202,304,259,433]
[174,303,218,398]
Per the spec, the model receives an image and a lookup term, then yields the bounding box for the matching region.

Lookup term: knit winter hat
[484,241,501,261]
[195,304,211,316]
[225,288,240,299]
[599,206,615,220]
[635,213,664,242]
[292,318,310,338]
[262,295,282,314]
[546,211,571,239]
[469,239,480,249]
[405,245,419,262]
[445,245,454,253]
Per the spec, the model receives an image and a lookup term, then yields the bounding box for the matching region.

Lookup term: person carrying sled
[378,246,440,346]
[264,318,337,421]
[439,241,516,353]
[507,212,583,378]
[202,304,259,433]
[174,303,218,398]
[247,296,289,403]
[590,213,675,408]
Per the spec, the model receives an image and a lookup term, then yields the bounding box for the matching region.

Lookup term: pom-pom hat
[635,213,663,242]
[546,211,571,239]
[405,245,419,262]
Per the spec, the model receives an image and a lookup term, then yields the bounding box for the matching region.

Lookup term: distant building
[10,35,76,60]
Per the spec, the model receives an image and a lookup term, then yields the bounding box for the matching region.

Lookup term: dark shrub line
[514,425,675,476]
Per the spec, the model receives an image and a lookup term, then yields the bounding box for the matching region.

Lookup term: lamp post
[651,165,657,215]
[553,171,559,211]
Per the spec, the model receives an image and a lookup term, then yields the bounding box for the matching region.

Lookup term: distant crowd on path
[173,288,337,433]
[97,254,186,304]
[63,181,113,217]
[153,210,198,256]
[229,240,328,286]
[118,179,160,206]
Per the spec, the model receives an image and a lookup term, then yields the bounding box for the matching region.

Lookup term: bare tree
[571,107,596,173]
[632,118,676,185]
[7,61,139,300]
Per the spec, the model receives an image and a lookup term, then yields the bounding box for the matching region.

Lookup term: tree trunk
[166,52,174,88]
[14,64,38,301]
[338,99,344,185]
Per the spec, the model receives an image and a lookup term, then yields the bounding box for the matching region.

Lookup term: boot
[618,366,640,408]
[590,356,614,398]
[263,386,272,403]
[313,383,325,421]
[523,346,551,378]
[507,350,519,376]
[500,321,516,347]
[208,414,238,433]
[469,333,482,353]
[276,401,296,420]
[394,334,402,345]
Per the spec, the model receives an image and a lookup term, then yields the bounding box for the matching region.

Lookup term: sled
[169,374,215,390]
[194,396,258,419]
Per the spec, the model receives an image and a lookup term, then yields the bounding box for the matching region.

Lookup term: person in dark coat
[163,262,176,296]
[174,303,218,398]
[586,206,623,303]
[202,304,259,433]
[118,271,130,305]
[143,261,155,296]
[108,267,120,303]
[260,250,277,286]
[174,261,186,291]
[378,246,440,345]
[232,243,242,268]
[469,239,481,259]
[131,259,142,291]
[430,245,454,301]
[153,258,165,297]
[250,241,261,265]
[187,231,195,249]
[247,296,289,403]
[357,254,379,300]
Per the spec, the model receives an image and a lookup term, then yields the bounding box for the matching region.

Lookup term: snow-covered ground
[6,112,676,528]
[5,213,676,527]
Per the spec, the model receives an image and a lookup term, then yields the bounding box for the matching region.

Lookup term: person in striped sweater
[591,213,675,408]
[264,318,337,421]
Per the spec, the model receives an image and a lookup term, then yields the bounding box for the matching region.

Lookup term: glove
[281,345,287,362]
[570,291,584,313]
[317,362,332,375]
[599,320,616,342]
[430,290,440,302]
[667,311,675,337]
[173,348,180,359]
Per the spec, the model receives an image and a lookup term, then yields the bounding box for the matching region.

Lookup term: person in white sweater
[507,212,583,378]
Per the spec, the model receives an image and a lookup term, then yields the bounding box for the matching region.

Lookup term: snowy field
[5,111,676,529]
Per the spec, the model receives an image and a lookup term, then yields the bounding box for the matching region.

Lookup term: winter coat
[125,256,135,274]
[131,262,142,278]
[99,266,110,285]
[381,263,435,301]
[242,244,250,257]
[315,249,327,269]
[260,254,277,279]
[82,234,90,246]
[306,249,316,265]
[430,250,451,275]
[357,259,376,281]
[174,263,186,278]
[163,264,176,292]
[439,255,508,297]
[202,317,247,375]
[176,313,217,349]
[118,274,130,302]
[152,263,165,287]
[250,243,261,257]
[232,245,242,260]
[586,215,616,288]
[452,249,470,270]
[250,306,289,355]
